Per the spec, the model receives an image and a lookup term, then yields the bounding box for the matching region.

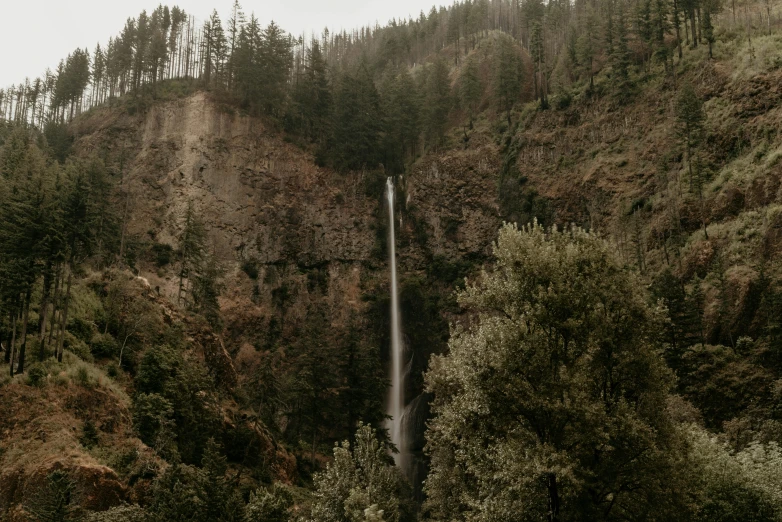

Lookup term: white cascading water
[386,177,408,472]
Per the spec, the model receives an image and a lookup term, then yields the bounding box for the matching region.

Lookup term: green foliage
[493,35,524,118]
[133,392,174,448]
[91,333,119,359]
[149,464,208,521]
[150,243,174,267]
[687,425,782,521]
[423,57,452,148]
[678,343,775,430]
[84,504,149,522]
[26,364,47,387]
[326,63,382,171]
[311,423,412,522]
[425,222,691,521]
[245,483,293,522]
[460,54,482,125]
[147,441,247,522]
[650,268,704,368]
[43,122,73,163]
[134,345,223,464]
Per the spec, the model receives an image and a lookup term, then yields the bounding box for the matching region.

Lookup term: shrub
[91,333,118,359]
[68,317,95,343]
[80,419,100,448]
[241,258,260,280]
[75,365,93,387]
[26,365,47,387]
[151,243,174,267]
[84,504,149,522]
[245,483,293,522]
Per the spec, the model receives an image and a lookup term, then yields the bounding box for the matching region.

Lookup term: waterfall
[386,177,408,472]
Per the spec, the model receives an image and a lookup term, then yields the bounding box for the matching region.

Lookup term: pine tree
[676,83,705,190]
[226,1,246,89]
[177,201,207,308]
[610,2,634,104]
[423,57,451,148]
[259,21,292,116]
[460,53,482,128]
[493,35,523,124]
[329,62,382,171]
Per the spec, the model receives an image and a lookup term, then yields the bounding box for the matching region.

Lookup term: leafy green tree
[245,483,293,522]
[687,424,782,521]
[425,222,691,521]
[703,2,715,58]
[149,464,207,521]
[650,268,704,369]
[84,504,149,522]
[311,423,411,522]
[135,344,223,464]
[203,10,228,89]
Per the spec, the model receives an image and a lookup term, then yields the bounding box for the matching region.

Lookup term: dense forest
[1,0,782,520]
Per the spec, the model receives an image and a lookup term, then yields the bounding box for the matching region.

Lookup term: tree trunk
[547,473,561,522]
[119,331,133,367]
[38,264,54,361]
[8,309,18,376]
[16,288,32,374]
[47,264,62,353]
[56,270,73,362]
[673,0,683,59]
[118,190,130,266]
[689,11,698,47]
[4,311,13,364]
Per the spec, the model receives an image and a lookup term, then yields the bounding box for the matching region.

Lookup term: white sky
[0,0,445,87]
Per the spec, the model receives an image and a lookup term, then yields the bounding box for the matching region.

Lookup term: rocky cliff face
[71,93,504,370]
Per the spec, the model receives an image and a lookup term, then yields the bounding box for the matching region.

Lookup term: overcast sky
[1,0,444,87]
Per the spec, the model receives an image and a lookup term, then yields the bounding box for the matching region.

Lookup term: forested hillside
[1,0,782,520]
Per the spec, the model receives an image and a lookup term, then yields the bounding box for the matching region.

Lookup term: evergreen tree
[423,57,451,148]
[329,63,382,171]
[676,83,705,190]
[258,21,292,116]
[610,3,634,104]
[177,201,207,308]
[380,68,420,173]
[459,53,482,128]
[493,35,523,124]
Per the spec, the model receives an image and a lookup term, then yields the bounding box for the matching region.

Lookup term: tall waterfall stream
[386,177,409,473]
